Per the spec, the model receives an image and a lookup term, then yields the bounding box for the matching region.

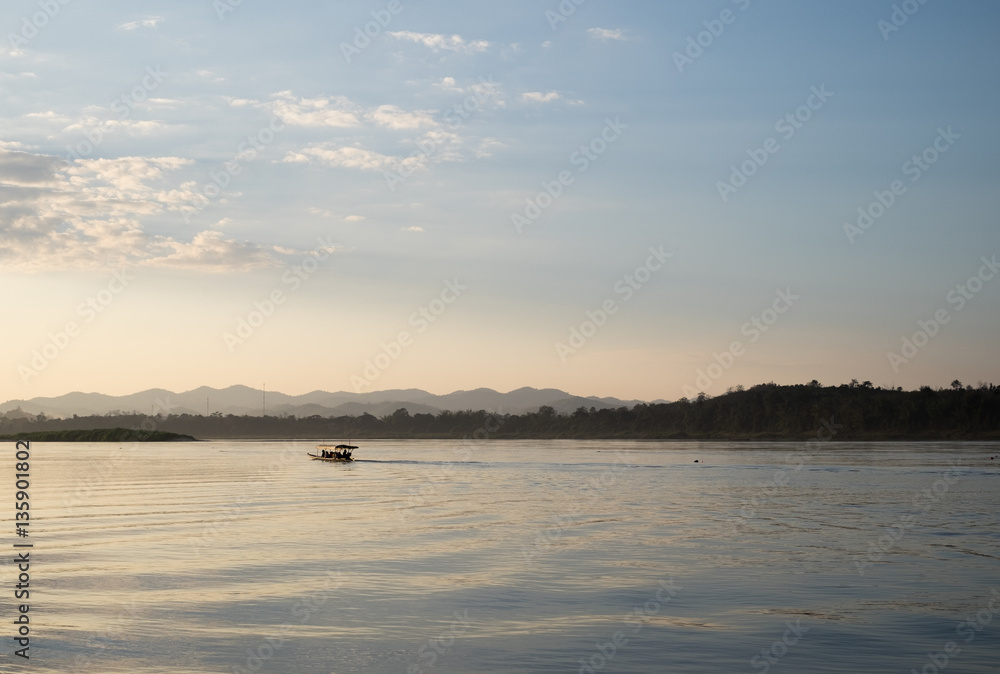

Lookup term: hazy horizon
[3,376,994,405]
[3,1,999,403]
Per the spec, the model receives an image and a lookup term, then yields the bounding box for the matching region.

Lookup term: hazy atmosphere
[3,0,999,401]
[4,4,1000,673]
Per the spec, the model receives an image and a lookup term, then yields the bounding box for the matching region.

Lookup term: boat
[309,443,357,462]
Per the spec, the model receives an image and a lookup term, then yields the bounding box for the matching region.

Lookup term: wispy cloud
[367,105,437,130]
[119,17,164,31]
[434,77,464,93]
[150,230,282,272]
[388,31,490,54]
[401,226,425,232]
[521,91,561,104]
[196,69,226,84]
[280,144,423,172]
[242,91,362,128]
[587,27,627,41]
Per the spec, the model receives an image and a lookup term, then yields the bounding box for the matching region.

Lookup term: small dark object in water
[693,460,699,463]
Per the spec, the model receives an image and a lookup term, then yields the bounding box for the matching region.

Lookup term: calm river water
[4,440,999,673]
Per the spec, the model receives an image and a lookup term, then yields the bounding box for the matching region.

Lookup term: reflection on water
[3,440,998,672]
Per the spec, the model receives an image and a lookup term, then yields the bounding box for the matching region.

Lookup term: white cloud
[23,111,72,123]
[150,230,280,272]
[474,137,505,159]
[401,226,425,232]
[196,69,226,84]
[266,89,499,176]
[144,98,184,110]
[587,28,627,41]
[435,77,463,93]
[367,105,437,130]
[388,31,490,54]
[250,91,362,128]
[62,114,169,137]
[0,149,288,272]
[234,91,462,135]
[344,215,366,222]
[432,76,506,109]
[280,144,425,173]
[119,17,164,31]
[521,91,562,104]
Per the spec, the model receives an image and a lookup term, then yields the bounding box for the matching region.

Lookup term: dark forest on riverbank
[4,382,1000,441]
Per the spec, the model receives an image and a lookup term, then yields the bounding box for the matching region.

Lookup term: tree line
[2,381,999,441]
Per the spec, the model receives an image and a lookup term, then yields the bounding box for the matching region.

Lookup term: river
[5,439,998,673]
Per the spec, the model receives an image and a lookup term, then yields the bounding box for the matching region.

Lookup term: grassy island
[1,428,196,442]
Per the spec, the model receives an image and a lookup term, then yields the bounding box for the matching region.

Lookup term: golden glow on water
[4,440,999,672]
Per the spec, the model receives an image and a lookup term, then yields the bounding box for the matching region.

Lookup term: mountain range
[0,386,667,419]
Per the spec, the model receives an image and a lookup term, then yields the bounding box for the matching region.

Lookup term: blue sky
[2,0,998,402]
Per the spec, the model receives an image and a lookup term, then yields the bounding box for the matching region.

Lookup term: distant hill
[0,386,660,420]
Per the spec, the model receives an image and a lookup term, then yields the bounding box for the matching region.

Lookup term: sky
[1,0,999,403]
